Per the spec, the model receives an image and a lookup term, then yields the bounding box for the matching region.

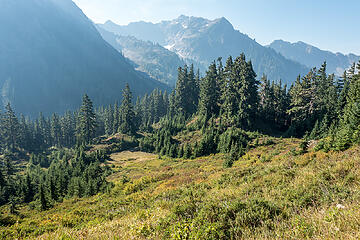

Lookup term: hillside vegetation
[1,53,360,239]
[1,136,360,239]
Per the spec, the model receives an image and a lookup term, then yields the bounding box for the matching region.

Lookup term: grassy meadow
[1,137,360,239]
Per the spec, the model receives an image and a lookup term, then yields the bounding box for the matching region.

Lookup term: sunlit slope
[1,137,359,239]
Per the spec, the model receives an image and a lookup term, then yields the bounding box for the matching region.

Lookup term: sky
[73,0,360,55]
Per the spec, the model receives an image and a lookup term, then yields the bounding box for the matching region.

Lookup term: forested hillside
[0,0,166,116]
[1,51,360,238]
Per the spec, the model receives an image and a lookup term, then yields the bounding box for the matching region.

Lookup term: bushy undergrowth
[1,139,360,239]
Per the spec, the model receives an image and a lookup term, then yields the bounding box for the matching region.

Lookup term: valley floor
[1,137,360,239]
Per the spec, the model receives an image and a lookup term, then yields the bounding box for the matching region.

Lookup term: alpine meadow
[1,0,360,239]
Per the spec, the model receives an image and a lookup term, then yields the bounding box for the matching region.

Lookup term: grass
[1,138,360,239]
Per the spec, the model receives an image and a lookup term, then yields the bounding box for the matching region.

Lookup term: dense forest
[0,53,360,213]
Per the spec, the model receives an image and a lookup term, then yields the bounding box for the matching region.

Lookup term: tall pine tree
[3,103,20,151]
[119,84,136,135]
[77,94,97,144]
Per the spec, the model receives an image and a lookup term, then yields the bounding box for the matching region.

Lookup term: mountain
[99,16,309,85]
[96,26,185,86]
[268,40,360,75]
[0,0,166,116]
[102,20,167,46]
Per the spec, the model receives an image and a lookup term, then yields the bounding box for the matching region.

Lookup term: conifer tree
[340,71,360,143]
[175,66,187,114]
[3,103,20,151]
[24,173,35,203]
[186,64,199,115]
[39,183,49,211]
[50,113,61,147]
[237,55,259,128]
[19,114,31,151]
[168,90,176,117]
[335,72,349,120]
[113,102,120,134]
[259,75,274,123]
[61,111,76,147]
[221,56,237,126]
[288,70,318,135]
[77,94,97,144]
[198,61,219,119]
[174,65,199,116]
[119,84,136,135]
[104,105,114,135]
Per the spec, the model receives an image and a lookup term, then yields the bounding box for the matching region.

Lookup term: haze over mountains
[96,27,185,86]
[1,0,358,116]
[269,40,360,75]
[99,16,310,85]
[0,0,166,115]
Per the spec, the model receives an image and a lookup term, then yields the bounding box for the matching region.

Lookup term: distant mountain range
[98,16,310,86]
[99,16,360,86]
[268,40,360,75]
[0,0,166,116]
[96,27,185,86]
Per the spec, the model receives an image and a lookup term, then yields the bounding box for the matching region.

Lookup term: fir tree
[104,105,114,135]
[174,65,199,116]
[221,56,237,126]
[119,84,136,135]
[198,61,220,119]
[39,183,49,211]
[259,75,275,123]
[3,103,20,151]
[113,102,120,134]
[77,94,97,144]
[175,66,188,114]
[50,113,61,147]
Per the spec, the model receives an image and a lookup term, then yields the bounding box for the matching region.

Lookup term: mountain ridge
[0,0,167,116]
[268,39,360,75]
[96,26,187,86]
[99,15,310,85]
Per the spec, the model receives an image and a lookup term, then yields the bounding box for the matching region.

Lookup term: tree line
[1,53,360,211]
[1,56,360,157]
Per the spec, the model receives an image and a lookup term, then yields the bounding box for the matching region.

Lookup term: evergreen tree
[113,102,120,134]
[61,111,76,147]
[23,173,35,203]
[235,55,259,128]
[187,64,200,115]
[288,70,318,135]
[39,183,49,211]
[77,94,97,144]
[220,54,259,128]
[259,75,275,123]
[104,105,114,135]
[168,90,176,117]
[198,61,220,119]
[119,84,136,135]
[174,65,199,116]
[50,113,61,147]
[3,103,20,151]
[175,66,188,114]
[19,114,32,151]
[221,56,237,126]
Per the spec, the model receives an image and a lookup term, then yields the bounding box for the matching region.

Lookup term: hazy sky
[73,0,360,55]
